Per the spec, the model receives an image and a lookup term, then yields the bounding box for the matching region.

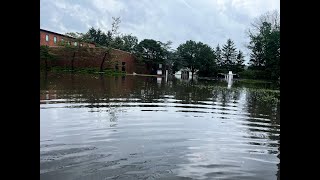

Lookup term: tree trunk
[100,52,108,72]
[45,58,48,71]
[71,52,76,71]
[44,69,48,81]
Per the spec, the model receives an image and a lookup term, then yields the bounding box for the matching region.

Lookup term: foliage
[221,39,237,69]
[135,39,165,74]
[215,44,223,66]
[177,40,217,78]
[64,17,121,48]
[121,34,138,53]
[170,51,183,73]
[247,10,280,80]
[238,69,269,80]
[237,79,271,84]
[40,45,57,70]
[112,36,124,50]
[40,45,57,60]
[235,50,245,72]
[176,40,200,77]
[195,43,217,77]
[51,66,126,76]
[45,11,279,81]
[111,17,121,37]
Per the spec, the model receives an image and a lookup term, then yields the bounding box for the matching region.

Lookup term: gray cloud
[40,0,279,61]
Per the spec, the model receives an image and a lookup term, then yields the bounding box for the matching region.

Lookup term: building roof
[40,28,96,45]
[40,28,75,39]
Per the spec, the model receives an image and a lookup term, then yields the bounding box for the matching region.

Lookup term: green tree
[177,40,200,79]
[248,35,264,67]
[222,39,237,70]
[196,42,217,77]
[159,40,173,69]
[266,29,280,80]
[177,40,217,79]
[121,34,138,53]
[99,17,121,72]
[111,17,121,37]
[106,31,113,46]
[65,31,92,44]
[171,51,183,74]
[112,36,124,50]
[247,10,280,80]
[215,44,223,67]
[65,32,79,38]
[40,45,56,70]
[235,50,245,73]
[135,39,165,74]
[80,17,121,47]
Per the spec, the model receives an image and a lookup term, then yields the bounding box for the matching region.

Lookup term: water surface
[40,72,280,180]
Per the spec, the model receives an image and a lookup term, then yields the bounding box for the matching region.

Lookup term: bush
[238,70,269,80]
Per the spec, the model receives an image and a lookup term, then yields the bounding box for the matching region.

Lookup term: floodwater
[40,72,280,180]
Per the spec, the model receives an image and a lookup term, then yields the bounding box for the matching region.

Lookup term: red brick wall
[41,47,147,74]
[40,30,95,47]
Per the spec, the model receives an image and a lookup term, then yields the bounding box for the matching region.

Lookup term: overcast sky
[40,0,279,60]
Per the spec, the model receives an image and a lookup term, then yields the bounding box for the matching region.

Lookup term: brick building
[41,47,148,74]
[40,28,95,48]
[40,29,150,74]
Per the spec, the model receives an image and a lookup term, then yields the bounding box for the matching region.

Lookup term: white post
[227,71,233,89]
[165,70,168,81]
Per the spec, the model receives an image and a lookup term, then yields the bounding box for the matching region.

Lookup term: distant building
[174,68,198,79]
[40,28,95,48]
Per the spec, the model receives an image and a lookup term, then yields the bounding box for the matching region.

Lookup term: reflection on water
[40,72,280,180]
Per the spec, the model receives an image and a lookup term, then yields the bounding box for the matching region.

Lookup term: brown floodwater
[40,72,280,180]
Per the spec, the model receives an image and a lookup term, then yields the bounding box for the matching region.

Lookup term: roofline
[40,28,75,39]
[40,28,96,45]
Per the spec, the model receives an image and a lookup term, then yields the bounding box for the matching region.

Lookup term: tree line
[41,11,279,81]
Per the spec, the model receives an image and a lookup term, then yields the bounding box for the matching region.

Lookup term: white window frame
[45,35,49,42]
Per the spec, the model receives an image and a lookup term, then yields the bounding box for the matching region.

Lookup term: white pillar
[227,71,233,89]
[165,70,168,81]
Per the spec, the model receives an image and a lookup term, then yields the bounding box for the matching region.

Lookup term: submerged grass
[194,84,280,105]
[248,88,280,104]
[45,67,126,76]
[237,79,272,84]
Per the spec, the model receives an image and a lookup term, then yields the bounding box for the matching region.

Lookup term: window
[54,36,57,44]
[80,43,83,47]
[115,62,119,71]
[122,62,126,72]
[61,38,64,42]
[45,35,49,42]
[159,64,162,68]
[74,42,78,46]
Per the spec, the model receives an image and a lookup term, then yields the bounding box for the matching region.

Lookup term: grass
[127,74,159,77]
[41,67,161,77]
[237,79,272,84]
[44,67,126,76]
[194,84,280,104]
